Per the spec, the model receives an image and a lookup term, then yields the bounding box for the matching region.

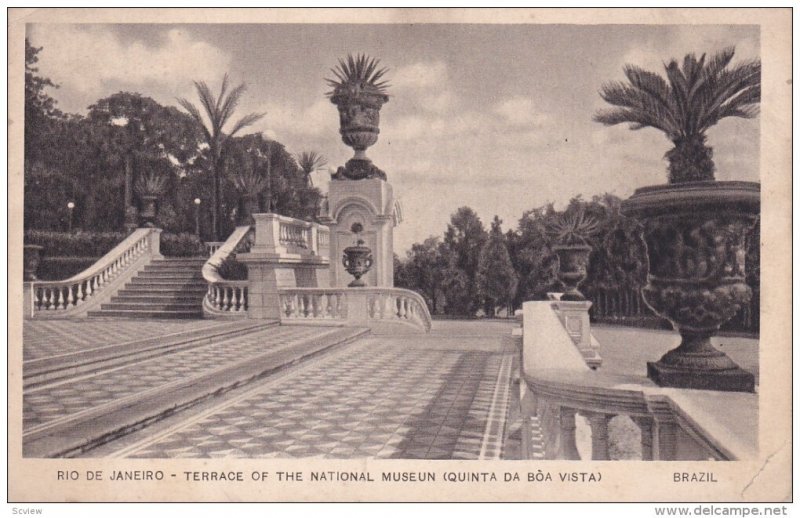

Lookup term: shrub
[37,256,98,281]
[24,230,126,257]
[214,255,248,280]
[160,232,204,257]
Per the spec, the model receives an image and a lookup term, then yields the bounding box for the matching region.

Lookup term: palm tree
[177,74,265,239]
[594,47,760,183]
[296,151,327,187]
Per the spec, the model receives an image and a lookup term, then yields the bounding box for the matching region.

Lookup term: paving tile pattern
[23,319,227,361]
[23,326,332,430]
[120,337,514,460]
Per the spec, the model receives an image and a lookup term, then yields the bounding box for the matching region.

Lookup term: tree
[178,74,265,240]
[87,92,201,230]
[476,216,518,316]
[441,207,487,315]
[395,236,447,314]
[594,47,760,182]
[508,205,559,306]
[296,151,327,187]
[25,39,63,163]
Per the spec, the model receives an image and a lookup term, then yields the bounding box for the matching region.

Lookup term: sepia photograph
[7,7,792,505]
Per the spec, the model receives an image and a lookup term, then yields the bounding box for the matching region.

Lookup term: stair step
[118,287,208,295]
[86,309,203,319]
[100,302,203,311]
[153,259,207,265]
[125,280,207,287]
[134,272,203,280]
[110,294,203,303]
[142,266,205,272]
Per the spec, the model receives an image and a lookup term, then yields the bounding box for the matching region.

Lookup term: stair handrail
[28,228,161,316]
[202,225,253,316]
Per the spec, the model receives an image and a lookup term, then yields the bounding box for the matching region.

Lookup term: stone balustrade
[516,301,757,461]
[278,287,431,333]
[26,228,162,319]
[202,225,254,318]
[204,241,225,257]
[252,213,327,256]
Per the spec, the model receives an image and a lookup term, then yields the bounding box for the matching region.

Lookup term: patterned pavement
[24,326,337,430]
[106,325,518,460]
[23,319,228,361]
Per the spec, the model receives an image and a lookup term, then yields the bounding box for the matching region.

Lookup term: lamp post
[194,198,201,238]
[66,201,75,232]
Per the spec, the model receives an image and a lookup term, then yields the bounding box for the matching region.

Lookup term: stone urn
[342,239,374,287]
[23,244,44,281]
[329,88,388,180]
[621,181,759,392]
[139,194,158,227]
[552,244,592,301]
[240,193,259,225]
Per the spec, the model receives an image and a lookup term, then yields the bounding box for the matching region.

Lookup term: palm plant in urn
[134,170,168,227]
[595,47,760,392]
[342,223,373,287]
[326,54,390,180]
[547,210,600,301]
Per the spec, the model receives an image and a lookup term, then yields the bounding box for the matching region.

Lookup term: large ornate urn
[553,244,592,301]
[621,181,759,392]
[329,88,388,180]
[240,193,259,225]
[342,239,374,287]
[23,244,44,281]
[139,194,158,227]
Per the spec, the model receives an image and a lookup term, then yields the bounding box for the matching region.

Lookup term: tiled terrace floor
[23,319,229,360]
[88,321,520,460]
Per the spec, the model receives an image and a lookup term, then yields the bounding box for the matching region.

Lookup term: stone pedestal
[238,213,330,320]
[320,178,400,288]
[549,295,602,369]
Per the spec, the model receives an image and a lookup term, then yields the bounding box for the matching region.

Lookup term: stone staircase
[87,258,207,319]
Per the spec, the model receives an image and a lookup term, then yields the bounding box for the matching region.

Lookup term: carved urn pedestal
[552,244,592,301]
[23,244,44,281]
[342,239,374,287]
[621,181,759,393]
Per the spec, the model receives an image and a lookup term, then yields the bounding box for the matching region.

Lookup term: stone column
[633,416,655,461]
[559,407,581,460]
[584,412,611,460]
[647,397,678,460]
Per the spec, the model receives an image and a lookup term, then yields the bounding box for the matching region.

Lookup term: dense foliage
[24,41,322,243]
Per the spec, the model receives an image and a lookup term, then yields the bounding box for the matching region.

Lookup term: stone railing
[204,241,225,257]
[202,225,253,318]
[516,301,757,461]
[26,228,162,319]
[257,213,327,256]
[279,287,432,333]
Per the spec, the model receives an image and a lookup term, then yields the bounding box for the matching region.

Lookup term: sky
[27,23,760,253]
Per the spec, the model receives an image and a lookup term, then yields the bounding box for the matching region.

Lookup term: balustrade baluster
[65,284,74,307]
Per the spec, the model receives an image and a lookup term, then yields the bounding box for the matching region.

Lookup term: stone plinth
[238,213,330,320]
[548,294,602,369]
[319,178,400,288]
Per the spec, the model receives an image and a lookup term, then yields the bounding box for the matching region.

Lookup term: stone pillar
[633,416,655,461]
[551,297,602,369]
[319,178,399,288]
[647,397,678,460]
[241,261,282,320]
[559,407,581,460]
[147,228,163,259]
[584,412,611,460]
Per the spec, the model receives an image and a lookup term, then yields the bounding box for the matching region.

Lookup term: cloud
[494,96,551,128]
[391,61,449,90]
[28,25,231,96]
[257,98,338,138]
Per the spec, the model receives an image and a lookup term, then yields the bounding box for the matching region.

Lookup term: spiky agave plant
[594,47,760,183]
[296,151,327,187]
[547,210,600,247]
[134,170,168,197]
[231,155,268,194]
[325,53,390,98]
